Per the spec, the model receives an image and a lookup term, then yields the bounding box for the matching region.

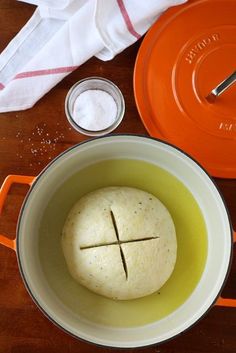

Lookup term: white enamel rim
[16,135,233,348]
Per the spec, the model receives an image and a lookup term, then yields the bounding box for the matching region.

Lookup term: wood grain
[0,1,235,352]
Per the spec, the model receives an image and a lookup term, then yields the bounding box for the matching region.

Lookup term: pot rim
[15,134,234,348]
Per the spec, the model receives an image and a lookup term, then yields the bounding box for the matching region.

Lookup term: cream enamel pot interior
[0,135,235,348]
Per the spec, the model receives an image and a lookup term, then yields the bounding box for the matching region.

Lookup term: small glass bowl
[65,77,125,137]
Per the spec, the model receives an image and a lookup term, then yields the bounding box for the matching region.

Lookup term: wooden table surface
[0,1,235,352]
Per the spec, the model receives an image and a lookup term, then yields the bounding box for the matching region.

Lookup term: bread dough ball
[62,187,177,300]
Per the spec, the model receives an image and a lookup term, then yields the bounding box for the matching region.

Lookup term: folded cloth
[20,0,73,8]
[0,0,186,112]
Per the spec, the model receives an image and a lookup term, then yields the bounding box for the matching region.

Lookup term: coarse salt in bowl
[65,77,125,136]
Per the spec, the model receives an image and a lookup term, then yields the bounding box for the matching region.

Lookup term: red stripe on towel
[0,83,5,90]
[15,65,79,79]
[116,0,141,40]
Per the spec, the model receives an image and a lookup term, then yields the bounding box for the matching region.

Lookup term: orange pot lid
[134,0,236,178]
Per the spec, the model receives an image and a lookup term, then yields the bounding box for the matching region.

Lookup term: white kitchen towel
[0,0,186,112]
[19,0,73,8]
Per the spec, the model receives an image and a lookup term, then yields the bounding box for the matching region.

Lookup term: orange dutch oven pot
[0,135,235,348]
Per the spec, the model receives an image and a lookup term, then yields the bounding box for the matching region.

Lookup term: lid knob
[206,70,236,103]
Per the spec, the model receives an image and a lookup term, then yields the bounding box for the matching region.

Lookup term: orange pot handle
[215,231,236,308]
[0,175,35,251]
